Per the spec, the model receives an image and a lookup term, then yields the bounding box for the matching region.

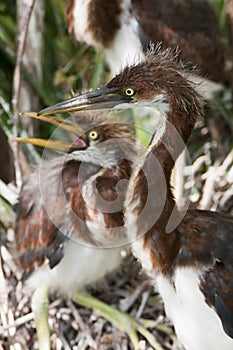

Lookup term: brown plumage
[38,46,233,349]
[131,0,224,80]
[67,0,224,80]
[15,111,136,294]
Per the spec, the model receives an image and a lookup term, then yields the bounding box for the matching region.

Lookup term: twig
[0,253,14,339]
[0,254,8,316]
[120,280,149,312]
[66,300,97,349]
[199,162,221,210]
[0,312,34,332]
[11,0,36,189]
[51,334,70,350]
[1,246,23,281]
[66,300,89,332]
[0,180,18,206]
[136,288,151,319]
[218,185,233,211]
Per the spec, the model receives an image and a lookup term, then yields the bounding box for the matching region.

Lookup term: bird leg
[31,284,50,350]
[72,291,164,350]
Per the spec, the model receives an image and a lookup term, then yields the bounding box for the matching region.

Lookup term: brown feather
[15,112,136,272]
[132,0,224,81]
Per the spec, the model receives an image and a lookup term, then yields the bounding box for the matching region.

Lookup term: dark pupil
[127,89,132,95]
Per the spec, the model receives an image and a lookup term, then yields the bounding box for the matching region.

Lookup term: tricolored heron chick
[38,47,233,350]
[67,0,224,81]
[15,111,141,349]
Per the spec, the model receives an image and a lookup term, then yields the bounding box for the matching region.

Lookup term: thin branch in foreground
[11,0,36,189]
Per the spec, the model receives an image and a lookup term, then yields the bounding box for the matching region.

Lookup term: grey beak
[38,86,131,116]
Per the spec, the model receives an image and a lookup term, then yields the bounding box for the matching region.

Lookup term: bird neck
[150,106,196,175]
[148,106,196,222]
[128,107,196,274]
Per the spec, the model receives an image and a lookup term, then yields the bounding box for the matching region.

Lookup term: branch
[11,0,36,189]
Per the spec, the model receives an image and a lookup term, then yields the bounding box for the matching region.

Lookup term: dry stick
[199,164,219,210]
[0,312,34,332]
[11,0,36,189]
[0,255,8,317]
[66,299,97,349]
[120,280,149,312]
[0,254,16,340]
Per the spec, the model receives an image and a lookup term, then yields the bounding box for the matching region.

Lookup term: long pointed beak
[20,112,84,136]
[38,86,132,116]
[13,112,87,152]
[11,137,83,152]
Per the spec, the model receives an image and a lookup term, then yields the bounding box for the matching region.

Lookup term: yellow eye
[123,87,136,96]
[88,130,99,141]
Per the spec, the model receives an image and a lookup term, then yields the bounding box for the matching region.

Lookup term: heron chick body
[15,111,136,296]
[67,0,224,82]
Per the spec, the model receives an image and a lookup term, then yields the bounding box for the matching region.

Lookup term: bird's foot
[72,291,164,350]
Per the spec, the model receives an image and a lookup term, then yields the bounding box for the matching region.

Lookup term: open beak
[11,137,85,152]
[38,86,132,116]
[12,112,86,152]
[20,112,84,135]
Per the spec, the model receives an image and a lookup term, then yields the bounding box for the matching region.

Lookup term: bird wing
[131,0,224,80]
[178,210,233,338]
[200,260,233,338]
[15,158,80,271]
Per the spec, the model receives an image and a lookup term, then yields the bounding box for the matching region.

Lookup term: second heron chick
[15,110,137,295]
